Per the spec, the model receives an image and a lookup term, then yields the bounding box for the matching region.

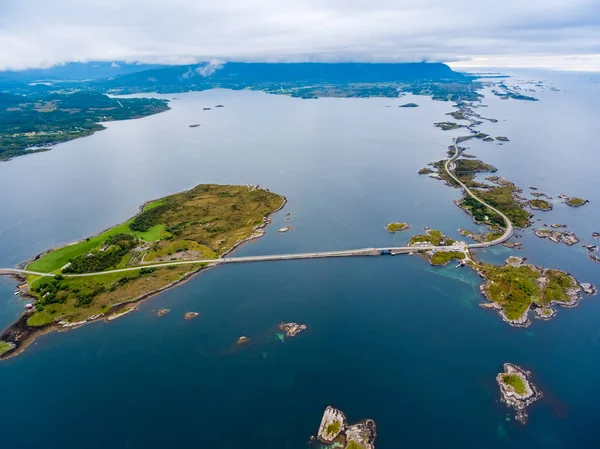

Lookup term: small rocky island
[497,363,542,424]
[564,196,589,207]
[496,136,510,142]
[528,199,552,211]
[278,322,307,337]
[184,312,199,320]
[157,308,170,316]
[533,228,579,246]
[316,406,377,449]
[386,222,410,233]
[434,121,465,131]
[399,102,419,108]
[418,167,433,175]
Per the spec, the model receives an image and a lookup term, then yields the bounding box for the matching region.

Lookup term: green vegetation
[544,270,577,304]
[528,199,552,211]
[409,229,455,246]
[326,420,341,437]
[434,121,464,131]
[0,341,16,355]
[346,441,365,449]
[63,233,138,273]
[0,91,169,160]
[430,251,465,266]
[386,222,409,233]
[23,185,284,326]
[28,220,166,273]
[399,103,419,108]
[566,197,587,207]
[418,167,433,175]
[501,374,527,395]
[484,232,503,242]
[479,263,541,320]
[446,111,467,120]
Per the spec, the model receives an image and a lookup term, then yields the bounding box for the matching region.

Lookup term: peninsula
[0,184,285,358]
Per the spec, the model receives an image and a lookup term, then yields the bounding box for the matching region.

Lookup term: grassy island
[528,199,552,211]
[409,229,455,246]
[477,257,585,325]
[1,184,284,358]
[399,103,419,108]
[430,251,465,266]
[434,121,464,131]
[386,222,410,233]
[566,197,587,207]
[418,167,433,175]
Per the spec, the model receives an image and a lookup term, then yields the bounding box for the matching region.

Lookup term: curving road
[0,139,512,279]
[444,138,513,248]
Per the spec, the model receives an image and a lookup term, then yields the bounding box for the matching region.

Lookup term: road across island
[0,142,513,279]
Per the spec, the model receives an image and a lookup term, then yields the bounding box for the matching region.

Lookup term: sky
[1,0,600,71]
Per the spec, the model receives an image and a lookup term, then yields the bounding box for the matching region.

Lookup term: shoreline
[0,193,287,360]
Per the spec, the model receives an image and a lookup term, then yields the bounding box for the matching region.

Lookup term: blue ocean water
[0,71,599,448]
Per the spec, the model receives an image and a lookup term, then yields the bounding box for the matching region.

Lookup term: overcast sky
[1,0,599,71]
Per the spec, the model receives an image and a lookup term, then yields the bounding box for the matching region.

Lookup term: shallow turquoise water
[0,71,599,448]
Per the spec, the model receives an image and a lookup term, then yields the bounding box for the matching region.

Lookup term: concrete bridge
[0,143,513,279]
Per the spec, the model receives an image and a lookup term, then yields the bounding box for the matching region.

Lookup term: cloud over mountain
[1,0,599,70]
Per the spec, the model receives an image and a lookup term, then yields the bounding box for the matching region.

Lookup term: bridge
[0,142,513,279]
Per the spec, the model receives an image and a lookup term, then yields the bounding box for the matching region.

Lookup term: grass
[566,197,586,207]
[0,341,16,355]
[409,230,455,246]
[27,221,166,272]
[386,222,409,233]
[543,269,576,304]
[479,263,541,320]
[27,311,56,327]
[347,441,365,449]
[484,232,503,242]
[430,251,465,266]
[501,374,527,395]
[326,420,341,437]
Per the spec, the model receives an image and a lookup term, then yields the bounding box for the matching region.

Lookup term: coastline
[0,193,287,360]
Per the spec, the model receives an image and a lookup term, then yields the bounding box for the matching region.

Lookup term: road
[444,138,513,248]
[0,141,512,279]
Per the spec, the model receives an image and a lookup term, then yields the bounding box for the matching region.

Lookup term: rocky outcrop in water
[316,406,377,449]
[497,363,542,424]
[278,322,307,337]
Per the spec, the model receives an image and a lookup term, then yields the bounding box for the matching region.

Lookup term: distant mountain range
[0,61,166,83]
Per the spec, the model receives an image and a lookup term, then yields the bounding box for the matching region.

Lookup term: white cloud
[1,0,599,70]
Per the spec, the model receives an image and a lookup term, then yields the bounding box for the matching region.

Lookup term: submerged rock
[237,336,250,345]
[157,308,170,316]
[278,322,307,338]
[497,363,542,424]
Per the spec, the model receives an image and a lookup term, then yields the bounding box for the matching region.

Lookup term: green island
[386,222,410,233]
[430,251,466,266]
[476,256,588,326]
[0,184,284,358]
[528,199,552,211]
[434,121,464,131]
[496,363,541,424]
[565,197,588,207]
[409,229,455,246]
[399,102,419,108]
[0,91,169,161]
[418,167,433,175]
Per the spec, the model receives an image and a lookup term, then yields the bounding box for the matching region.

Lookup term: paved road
[0,140,512,279]
[444,138,514,248]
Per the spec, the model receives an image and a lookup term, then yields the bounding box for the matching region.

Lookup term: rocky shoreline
[497,363,542,424]
[476,256,596,328]
[316,406,376,449]
[278,322,307,337]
